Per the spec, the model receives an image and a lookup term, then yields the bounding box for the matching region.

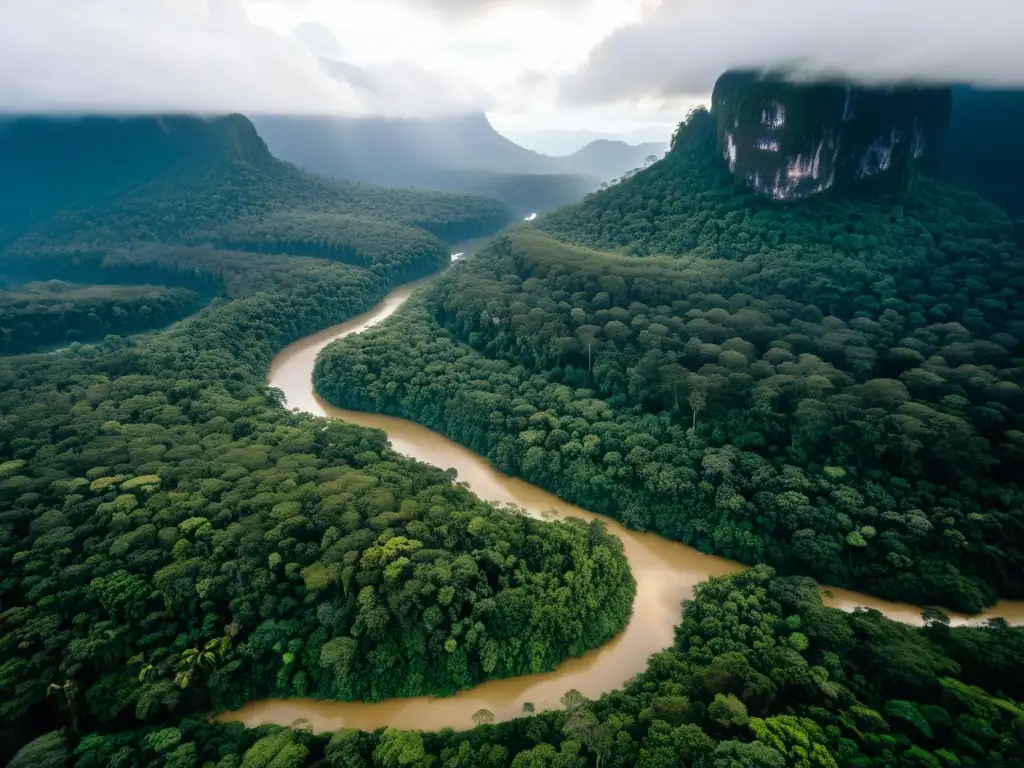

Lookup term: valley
[252,113,665,217]
[221,267,1024,735]
[3,70,1024,768]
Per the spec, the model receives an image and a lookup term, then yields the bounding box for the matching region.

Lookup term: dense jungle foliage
[5,105,1024,768]
[14,568,1024,768]
[315,108,1024,613]
[0,242,634,763]
[0,280,203,354]
[0,115,634,763]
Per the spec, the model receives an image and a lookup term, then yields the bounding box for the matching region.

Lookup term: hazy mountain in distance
[503,125,674,156]
[254,112,549,178]
[556,138,667,180]
[250,54,667,214]
[252,112,667,215]
[253,112,664,179]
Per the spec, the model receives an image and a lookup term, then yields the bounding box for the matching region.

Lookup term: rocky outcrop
[712,71,951,200]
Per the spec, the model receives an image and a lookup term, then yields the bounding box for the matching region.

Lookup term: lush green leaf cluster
[313,112,1024,612]
[0,280,203,354]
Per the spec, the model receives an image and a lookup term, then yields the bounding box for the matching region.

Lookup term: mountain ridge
[251,111,666,215]
[0,113,514,281]
[0,114,273,240]
[503,125,674,156]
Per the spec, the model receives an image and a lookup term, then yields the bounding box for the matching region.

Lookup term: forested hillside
[0,114,514,276]
[350,168,595,220]
[16,568,1024,767]
[0,281,203,354]
[315,107,1024,612]
[0,116,635,764]
[0,249,635,765]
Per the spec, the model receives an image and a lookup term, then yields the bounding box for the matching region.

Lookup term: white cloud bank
[6,0,1015,127]
[318,57,495,115]
[560,0,1024,106]
[292,21,346,58]
[0,0,371,114]
[0,0,487,116]
[404,0,589,18]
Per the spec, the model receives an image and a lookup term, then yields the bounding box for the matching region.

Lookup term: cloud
[560,0,1024,106]
[0,0,493,117]
[292,22,345,58]
[517,70,549,88]
[395,0,586,19]
[0,0,374,114]
[321,58,494,115]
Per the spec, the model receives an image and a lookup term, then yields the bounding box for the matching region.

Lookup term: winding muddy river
[218,261,1024,734]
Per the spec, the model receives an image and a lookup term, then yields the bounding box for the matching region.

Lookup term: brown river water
[217,264,1024,734]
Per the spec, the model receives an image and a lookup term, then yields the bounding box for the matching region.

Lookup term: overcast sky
[0,0,1021,134]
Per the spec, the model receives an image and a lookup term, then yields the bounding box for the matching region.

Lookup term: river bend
[217,269,1024,733]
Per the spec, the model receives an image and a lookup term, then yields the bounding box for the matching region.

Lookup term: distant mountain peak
[253,111,668,207]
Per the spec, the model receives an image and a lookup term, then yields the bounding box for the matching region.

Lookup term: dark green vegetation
[389,169,595,222]
[0,115,634,764]
[316,108,1024,613]
[252,113,664,217]
[0,114,513,280]
[6,98,1024,768]
[0,280,203,354]
[17,568,1024,767]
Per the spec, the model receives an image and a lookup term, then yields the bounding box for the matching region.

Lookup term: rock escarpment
[712,71,951,200]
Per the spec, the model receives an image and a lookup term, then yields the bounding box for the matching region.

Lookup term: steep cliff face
[712,71,951,200]
[0,114,274,241]
[0,114,271,184]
